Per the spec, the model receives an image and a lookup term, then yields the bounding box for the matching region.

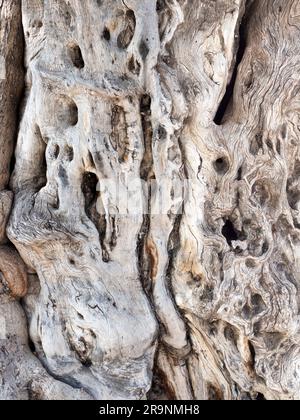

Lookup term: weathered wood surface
[1,0,300,400]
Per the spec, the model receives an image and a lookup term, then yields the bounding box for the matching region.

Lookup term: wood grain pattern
[0,0,300,400]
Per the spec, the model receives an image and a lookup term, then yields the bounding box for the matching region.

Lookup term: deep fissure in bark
[222,219,239,246]
[148,355,177,400]
[81,172,109,262]
[166,212,184,306]
[137,94,154,294]
[214,4,250,125]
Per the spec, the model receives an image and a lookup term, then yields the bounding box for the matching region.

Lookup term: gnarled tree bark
[1,0,300,400]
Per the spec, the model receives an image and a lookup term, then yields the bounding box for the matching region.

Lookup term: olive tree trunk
[1,0,300,400]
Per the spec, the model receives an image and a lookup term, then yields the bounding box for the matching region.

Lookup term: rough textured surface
[0,0,90,400]
[1,0,300,400]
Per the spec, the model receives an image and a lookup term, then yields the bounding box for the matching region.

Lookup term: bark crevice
[214,1,251,125]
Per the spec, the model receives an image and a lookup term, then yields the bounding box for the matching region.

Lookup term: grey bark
[1,0,300,400]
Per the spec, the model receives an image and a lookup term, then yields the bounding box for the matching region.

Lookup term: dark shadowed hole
[128,55,135,72]
[82,172,99,209]
[41,155,47,187]
[266,138,273,150]
[156,0,164,11]
[248,341,256,369]
[157,125,167,140]
[53,144,60,159]
[140,94,151,114]
[139,94,153,181]
[102,27,110,41]
[214,157,229,174]
[128,55,141,75]
[35,20,43,28]
[237,166,243,181]
[34,124,47,189]
[52,195,60,210]
[10,152,16,175]
[222,219,238,246]
[82,359,93,368]
[68,43,85,69]
[117,10,136,49]
[261,241,269,255]
[68,101,78,126]
[28,338,36,353]
[276,139,281,155]
[256,393,266,400]
[82,172,109,263]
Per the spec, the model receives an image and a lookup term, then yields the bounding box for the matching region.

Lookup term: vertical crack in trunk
[214,1,252,125]
[137,94,155,295]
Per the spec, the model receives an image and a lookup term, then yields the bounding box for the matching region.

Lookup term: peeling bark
[1,0,300,400]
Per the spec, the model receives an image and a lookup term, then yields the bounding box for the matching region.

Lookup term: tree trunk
[1,0,300,400]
